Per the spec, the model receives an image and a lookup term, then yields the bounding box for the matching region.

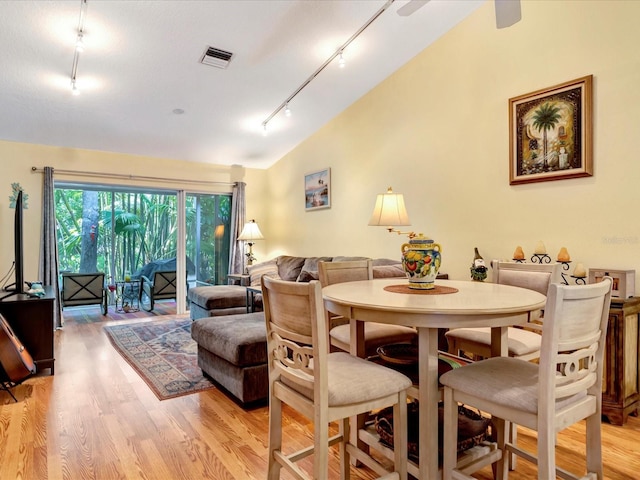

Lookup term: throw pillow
[248,259,279,287]
[276,256,306,281]
[296,256,333,282]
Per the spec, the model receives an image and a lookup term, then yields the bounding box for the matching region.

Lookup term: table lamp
[238,219,264,273]
[369,187,442,289]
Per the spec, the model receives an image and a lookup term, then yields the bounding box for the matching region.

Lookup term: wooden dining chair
[440,277,613,480]
[445,261,560,361]
[261,275,411,480]
[318,260,417,357]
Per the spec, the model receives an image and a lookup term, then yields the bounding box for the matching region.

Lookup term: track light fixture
[260,0,394,133]
[70,0,88,95]
[284,103,291,117]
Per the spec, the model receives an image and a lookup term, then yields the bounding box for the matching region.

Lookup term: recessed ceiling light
[172,108,185,115]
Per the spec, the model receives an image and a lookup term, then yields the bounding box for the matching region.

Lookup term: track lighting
[75,32,85,52]
[262,123,268,136]
[260,0,393,135]
[70,0,88,96]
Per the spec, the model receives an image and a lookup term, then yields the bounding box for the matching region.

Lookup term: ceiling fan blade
[495,0,522,29]
[397,0,431,17]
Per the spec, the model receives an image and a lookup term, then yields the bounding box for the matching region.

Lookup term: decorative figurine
[470,247,488,282]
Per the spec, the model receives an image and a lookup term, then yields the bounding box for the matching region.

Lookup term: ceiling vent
[200,46,233,69]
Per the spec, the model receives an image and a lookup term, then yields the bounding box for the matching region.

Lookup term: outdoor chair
[261,275,411,480]
[60,272,108,315]
[139,270,177,311]
[440,277,613,480]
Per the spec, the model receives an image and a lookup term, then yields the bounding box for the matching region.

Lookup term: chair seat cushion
[330,323,417,351]
[439,356,587,414]
[188,285,247,310]
[445,326,541,357]
[285,352,412,407]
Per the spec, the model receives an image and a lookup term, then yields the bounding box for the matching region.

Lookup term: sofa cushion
[276,256,307,281]
[191,312,267,367]
[373,264,406,279]
[372,258,403,266]
[188,285,247,309]
[296,256,333,282]
[332,256,370,262]
[248,259,279,287]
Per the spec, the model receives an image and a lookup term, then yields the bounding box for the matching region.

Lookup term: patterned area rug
[103,314,216,400]
[63,300,178,324]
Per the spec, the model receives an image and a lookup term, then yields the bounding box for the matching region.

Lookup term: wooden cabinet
[602,296,640,425]
[0,287,55,375]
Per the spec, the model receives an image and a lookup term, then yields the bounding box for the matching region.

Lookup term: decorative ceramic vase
[401,235,442,290]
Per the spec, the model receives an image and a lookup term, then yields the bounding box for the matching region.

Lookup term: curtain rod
[31,166,236,187]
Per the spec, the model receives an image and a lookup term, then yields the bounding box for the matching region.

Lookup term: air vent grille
[200,46,234,69]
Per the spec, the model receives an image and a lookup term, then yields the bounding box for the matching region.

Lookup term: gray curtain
[39,167,63,328]
[229,182,246,275]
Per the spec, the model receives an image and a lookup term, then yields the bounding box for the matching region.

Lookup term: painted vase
[401,235,442,290]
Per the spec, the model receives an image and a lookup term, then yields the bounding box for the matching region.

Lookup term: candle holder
[571,275,587,285]
[531,253,551,264]
[559,261,572,285]
[513,258,526,263]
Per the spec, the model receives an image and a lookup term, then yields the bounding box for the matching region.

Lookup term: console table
[0,286,55,375]
[602,296,640,425]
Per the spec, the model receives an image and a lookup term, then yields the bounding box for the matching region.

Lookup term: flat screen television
[2,190,25,298]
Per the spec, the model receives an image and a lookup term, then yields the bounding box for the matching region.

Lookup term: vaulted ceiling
[1,0,484,169]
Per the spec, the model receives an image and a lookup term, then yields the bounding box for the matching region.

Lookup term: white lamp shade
[238,220,264,241]
[368,188,411,226]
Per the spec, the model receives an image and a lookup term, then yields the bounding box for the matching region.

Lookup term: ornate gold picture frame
[509,75,593,185]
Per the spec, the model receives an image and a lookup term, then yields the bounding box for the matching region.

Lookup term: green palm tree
[531,102,562,170]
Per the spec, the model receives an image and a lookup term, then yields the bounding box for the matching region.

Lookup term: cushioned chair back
[152,271,177,299]
[539,278,612,402]
[261,276,328,396]
[61,272,105,307]
[317,259,372,287]
[494,261,559,295]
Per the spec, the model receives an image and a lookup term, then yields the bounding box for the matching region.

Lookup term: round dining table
[322,278,547,480]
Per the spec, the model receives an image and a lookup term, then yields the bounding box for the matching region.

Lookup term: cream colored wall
[266,0,640,292]
[0,140,267,283]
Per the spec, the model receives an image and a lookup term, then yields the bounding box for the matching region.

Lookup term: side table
[115,280,141,313]
[246,286,261,313]
[228,274,251,286]
[602,296,640,425]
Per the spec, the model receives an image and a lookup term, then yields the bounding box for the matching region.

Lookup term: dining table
[322,278,547,480]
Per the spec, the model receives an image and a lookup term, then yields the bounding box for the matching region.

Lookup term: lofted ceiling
[0,0,485,169]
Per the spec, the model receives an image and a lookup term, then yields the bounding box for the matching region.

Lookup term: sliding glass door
[55,183,231,311]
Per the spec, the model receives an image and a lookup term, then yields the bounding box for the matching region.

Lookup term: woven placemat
[383,284,459,295]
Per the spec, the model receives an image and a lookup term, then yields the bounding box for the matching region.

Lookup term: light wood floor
[0,310,638,479]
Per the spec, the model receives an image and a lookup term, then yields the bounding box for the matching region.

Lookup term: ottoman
[191,311,268,406]
[188,285,249,320]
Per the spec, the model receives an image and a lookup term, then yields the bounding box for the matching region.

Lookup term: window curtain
[229,182,246,275]
[39,166,63,329]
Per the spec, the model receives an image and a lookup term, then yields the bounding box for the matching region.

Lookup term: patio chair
[139,270,177,311]
[60,272,108,315]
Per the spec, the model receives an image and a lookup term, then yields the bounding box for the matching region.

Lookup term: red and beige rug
[103,314,216,400]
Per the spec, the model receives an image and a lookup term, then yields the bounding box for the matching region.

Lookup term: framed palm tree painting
[509,75,593,185]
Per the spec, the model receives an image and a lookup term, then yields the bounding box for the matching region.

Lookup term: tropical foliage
[55,187,231,286]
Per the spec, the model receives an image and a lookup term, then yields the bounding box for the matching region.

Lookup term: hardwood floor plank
[0,307,638,479]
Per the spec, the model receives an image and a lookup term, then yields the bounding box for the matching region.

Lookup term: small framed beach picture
[305,168,331,211]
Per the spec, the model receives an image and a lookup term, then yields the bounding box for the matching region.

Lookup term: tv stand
[0,286,55,375]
